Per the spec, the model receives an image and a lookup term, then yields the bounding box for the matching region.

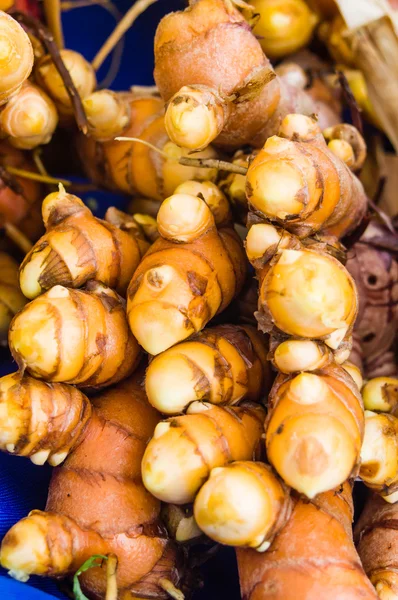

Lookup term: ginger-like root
[360,410,398,503]
[35,49,96,123]
[0,373,182,598]
[127,192,247,355]
[248,0,318,59]
[246,224,358,350]
[77,94,219,200]
[9,282,140,388]
[155,0,320,152]
[265,363,364,498]
[142,402,265,504]
[0,82,58,150]
[246,114,367,238]
[83,89,131,141]
[0,252,26,344]
[19,187,149,299]
[238,482,377,600]
[0,12,33,106]
[0,372,91,466]
[145,324,270,414]
[323,123,367,172]
[194,461,291,551]
[355,493,398,600]
[362,377,398,414]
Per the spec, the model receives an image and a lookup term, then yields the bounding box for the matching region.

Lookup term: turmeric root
[9,282,140,388]
[77,93,218,200]
[145,324,270,414]
[362,377,398,414]
[0,373,182,599]
[360,410,398,503]
[265,363,364,498]
[0,372,91,466]
[0,252,25,344]
[0,12,33,106]
[155,0,323,152]
[127,192,247,355]
[355,492,398,600]
[246,114,367,238]
[19,186,149,299]
[247,0,318,59]
[0,82,58,150]
[246,224,358,350]
[141,402,265,504]
[35,49,96,123]
[194,461,291,551]
[238,482,377,600]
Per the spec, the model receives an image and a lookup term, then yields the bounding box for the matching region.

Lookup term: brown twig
[336,70,363,135]
[92,0,158,71]
[43,0,64,49]
[179,157,248,175]
[11,11,88,134]
[115,137,248,175]
[3,223,33,254]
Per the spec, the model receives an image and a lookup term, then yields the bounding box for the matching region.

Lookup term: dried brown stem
[115,136,247,175]
[178,157,248,175]
[337,70,363,135]
[11,11,88,134]
[92,0,158,71]
[43,0,64,50]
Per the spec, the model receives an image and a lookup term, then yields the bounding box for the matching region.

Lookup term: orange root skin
[265,363,364,498]
[142,402,266,504]
[0,374,181,599]
[127,197,247,355]
[19,189,149,299]
[246,116,367,238]
[237,483,377,600]
[77,94,218,200]
[145,324,271,414]
[9,283,140,389]
[0,372,91,465]
[154,0,318,151]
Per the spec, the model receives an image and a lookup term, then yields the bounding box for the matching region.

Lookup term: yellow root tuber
[0,82,58,150]
[9,282,140,389]
[19,186,149,299]
[142,402,265,504]
[194,461,291,551]
[0,371,91,466]
[0,12,33,106]
[127,192,246,355]
[246,114,367,238]
[35,49,96,122]
[265,363,364,498]
[145,324,271,414]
